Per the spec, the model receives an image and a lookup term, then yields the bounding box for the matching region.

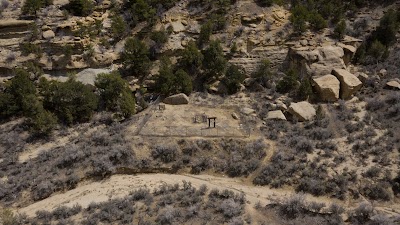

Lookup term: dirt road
[18,173,336,217]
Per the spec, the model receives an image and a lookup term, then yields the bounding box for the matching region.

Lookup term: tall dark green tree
[290,5,309,34]
[309,12,327,31]
[173,69,192,95]
[122,38,151,77]
[131,0,156,24]
[68,0,94,16]
[155,58,192,95]
[198,21,213,47]
[110,15,127,42]
[297,78,313,100]
[178,41,203,76]
[334,20,347,40]
[0,69,37,119]
[155,57,175,95]
[202,40,227,80]
[277,68,298,94]
[223,64,246,94]
[252,59,273,86]
[373,9,400,47]
[26,97,57,136]
[95,72,136,118]
[39,78,98,125]
[22,0,52,16]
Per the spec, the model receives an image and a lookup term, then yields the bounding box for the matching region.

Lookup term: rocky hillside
[0,0,400,224]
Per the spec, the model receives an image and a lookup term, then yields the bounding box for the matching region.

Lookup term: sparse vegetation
[1,0,400,224]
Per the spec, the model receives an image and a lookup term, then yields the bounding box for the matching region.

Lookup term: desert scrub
[25,182,247,225]
[0,124,136,205]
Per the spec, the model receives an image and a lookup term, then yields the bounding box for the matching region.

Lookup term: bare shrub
[369,214,393,225]
[349,202,374,224]
[191,157,212,174]
[308,201,325,213]
[385,92,400,105]
[295,138,313,153]
[5,53,15,62]
[152,146,177,163]
[366,98,385,112]
[0,0,9,9]
[279,194,306,219]
[329,203,345,215]
[228,217,244,225]
[361,182,392,201]
[32,181,55,201]
[364,166,381,178]
[218,199,242,219]
[131,188,151,201]
[88,156,114,178]
[157,206,179,225]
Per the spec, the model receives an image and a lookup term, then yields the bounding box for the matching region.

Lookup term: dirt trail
[18,173,337,217]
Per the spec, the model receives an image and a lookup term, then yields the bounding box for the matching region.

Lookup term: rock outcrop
[332,69,363,99]
[266,110,286,120]
[386,80,400,90]
[163,93,189,105]
[42,30,55,40]
[288,45,346,77]
[288,101,316,121]
[312,75,340,101]
[75,68,112,86]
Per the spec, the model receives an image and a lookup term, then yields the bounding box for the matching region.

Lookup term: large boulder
[163,93,189,105]
[338,43,357,65]
[42,30,55,40]
[288,101,316,121]
[386,80,400,90]
[312,75,340,101]
[332,69,363,99]
[288,46,346,77]
[170,21,185,33]
[266,110,287,120]
[75,68,112,86]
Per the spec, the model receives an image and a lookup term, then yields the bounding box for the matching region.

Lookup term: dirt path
[18,173,337,217]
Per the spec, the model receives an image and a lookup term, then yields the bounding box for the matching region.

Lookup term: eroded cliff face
[0,0,393,82]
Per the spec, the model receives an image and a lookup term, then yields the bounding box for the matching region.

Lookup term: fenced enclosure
[135,103,251,138]
[139,125,250,138]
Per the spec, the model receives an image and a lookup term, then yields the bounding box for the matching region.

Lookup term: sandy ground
[139,104,247,137]
[18,173,338,217]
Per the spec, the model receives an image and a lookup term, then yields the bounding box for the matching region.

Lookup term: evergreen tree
[277,69,298,94]
[0,69,37,119]
[131,0,156,24]
[224,65,246,94]
[297,78,313,100]
[155,58,192,95]
[290,5,309,34]
[111,15,127,42]
[202,40,227,80]
[198,21,213,47]
[178,41,203,76]
[39,78,98,125]
[252,59,273,86]
[173,69,192,95]
[122,38,151,77]
[95,72,136,118]
[22,0,52,16]
[68,0,94,16]
[334,20,347,40]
